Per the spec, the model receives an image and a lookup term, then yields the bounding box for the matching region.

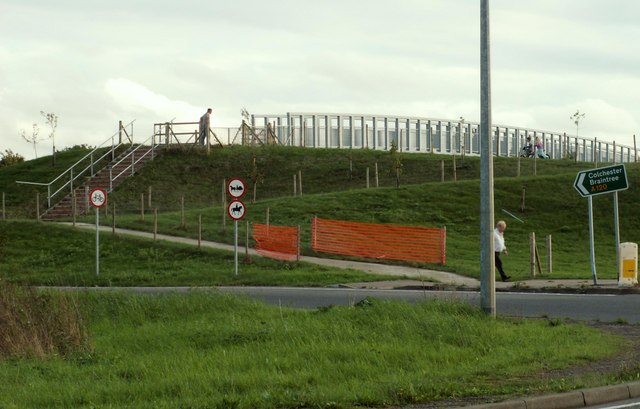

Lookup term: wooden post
[222,179,226,205]
[441,160,445,182]
[266,207,270,229]
[72,191,76,227]
[36,192,40,222]
[112,201,116,234]
[293,174,297,196]
[298,170,302,196]
[517,156,521,177]
[245,220,250,263]
[546,234,552,274]
[140,193,145,221]
[375,162,379,188]
[148,186,152,208]
[198,214,202,249]
[180,194,185,229]
[520,187,526,213]
[535,242,543,276]
[366,167,370,188]
[296,225,301,262]
[530,232,536,277]
[452,155,457,182]
[153,208,158,240]
[222,196,227,233]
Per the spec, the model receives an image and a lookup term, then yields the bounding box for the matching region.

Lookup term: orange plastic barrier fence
[253,223,299,262]
[311,217,446,264]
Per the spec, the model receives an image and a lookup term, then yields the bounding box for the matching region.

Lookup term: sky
[2,0,640,160]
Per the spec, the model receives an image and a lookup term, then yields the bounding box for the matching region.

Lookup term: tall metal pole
[234,220,239,276]
[588,196,597,285]
[613,192,620,281]
[96,207,100,276]
[480,0,496,315]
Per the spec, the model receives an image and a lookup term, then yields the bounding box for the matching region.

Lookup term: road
[213,287,640,323]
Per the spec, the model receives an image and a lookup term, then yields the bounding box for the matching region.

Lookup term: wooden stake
[530,232,536,277]
[72,190,77,227]
[535,242,543,276]
[441,160,445,182]
[375,162,379,188]
[148,186,152,208]
[293,174,297,196]
[296,225,301,262]
[366,167,370,188]
[180,194,185,228]
[517,156,521,177]
[222,196,227,233]
[298,170,302,196]
[546,234,552,274]
[452,155,457,182]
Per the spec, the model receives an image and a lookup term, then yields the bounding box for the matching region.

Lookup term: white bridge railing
[249,112,639,163]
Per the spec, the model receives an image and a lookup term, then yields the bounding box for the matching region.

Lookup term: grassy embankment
[105,146,640,280]
[0,290,629,409]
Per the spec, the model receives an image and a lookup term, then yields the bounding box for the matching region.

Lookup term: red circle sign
[227,199,246,220]
[89,188,107,208]
[227,178,246,199]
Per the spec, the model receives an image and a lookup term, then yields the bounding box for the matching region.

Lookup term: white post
[95,207,100,276]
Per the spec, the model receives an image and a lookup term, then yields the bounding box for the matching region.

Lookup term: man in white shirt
[199,108,212,145]
[494,220,511,282]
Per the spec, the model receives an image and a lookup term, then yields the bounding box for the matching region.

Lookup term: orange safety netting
[252,223,299,262]
[311,217,446,264]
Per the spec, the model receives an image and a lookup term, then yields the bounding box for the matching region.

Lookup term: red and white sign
[89,188,107,208]
[227,199,246,220]
[227,178,246,199]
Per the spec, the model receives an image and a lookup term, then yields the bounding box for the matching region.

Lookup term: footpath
[73,223,636,295]
[70,223,640,409]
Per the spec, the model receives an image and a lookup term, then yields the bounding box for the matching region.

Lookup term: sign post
[573,164,628,285]
[227,178,246,276]
[89,188,107,276]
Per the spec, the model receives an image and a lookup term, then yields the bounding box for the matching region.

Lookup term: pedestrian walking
[199,108,212,145]
[494,220,511,282]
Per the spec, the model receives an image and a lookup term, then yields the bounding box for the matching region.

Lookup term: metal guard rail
[109,132,160,191]
[15,120,135,208]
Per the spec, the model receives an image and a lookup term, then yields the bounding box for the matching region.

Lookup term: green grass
[0,221,399,286]
[0,292,627,408]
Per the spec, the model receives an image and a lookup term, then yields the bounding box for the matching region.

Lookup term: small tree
[20,123,42,158]
[41,111,58,166]
[248,151,264,203]
[0,149,25,167]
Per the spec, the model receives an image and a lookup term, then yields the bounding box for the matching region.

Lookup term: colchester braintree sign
[573,164,628,198]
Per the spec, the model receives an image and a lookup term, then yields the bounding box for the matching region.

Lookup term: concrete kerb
[463,382,640,409]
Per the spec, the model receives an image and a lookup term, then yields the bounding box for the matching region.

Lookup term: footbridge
[249,112,638,163]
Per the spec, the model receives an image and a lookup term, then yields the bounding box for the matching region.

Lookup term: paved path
[67,223,632,293]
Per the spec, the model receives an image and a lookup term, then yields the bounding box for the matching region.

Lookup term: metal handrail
[109,132,160,190]
[16,120,135,208]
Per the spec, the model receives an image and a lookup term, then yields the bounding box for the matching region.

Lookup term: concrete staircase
[41,145,155,220]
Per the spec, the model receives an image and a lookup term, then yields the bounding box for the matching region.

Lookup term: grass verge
[0,291,627,409]
[0,221,400,286]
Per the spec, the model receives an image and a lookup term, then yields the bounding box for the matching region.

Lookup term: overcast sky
[2,0,640,159]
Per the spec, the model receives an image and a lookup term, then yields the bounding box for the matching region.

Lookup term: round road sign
[89,188,107,208]
[227,178,246,198]
[227,199,246,220]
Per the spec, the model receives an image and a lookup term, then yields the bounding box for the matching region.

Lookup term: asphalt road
[214,287,640,323]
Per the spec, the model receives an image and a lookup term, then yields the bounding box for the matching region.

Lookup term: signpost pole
[96,206,100,276]
[588,196,597,285]
[234,220,238,276]
[614,192,620,280]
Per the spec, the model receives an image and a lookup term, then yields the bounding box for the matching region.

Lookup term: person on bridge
[534,136,549,159]
[494,220,511,282]
[199,108,212,145]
